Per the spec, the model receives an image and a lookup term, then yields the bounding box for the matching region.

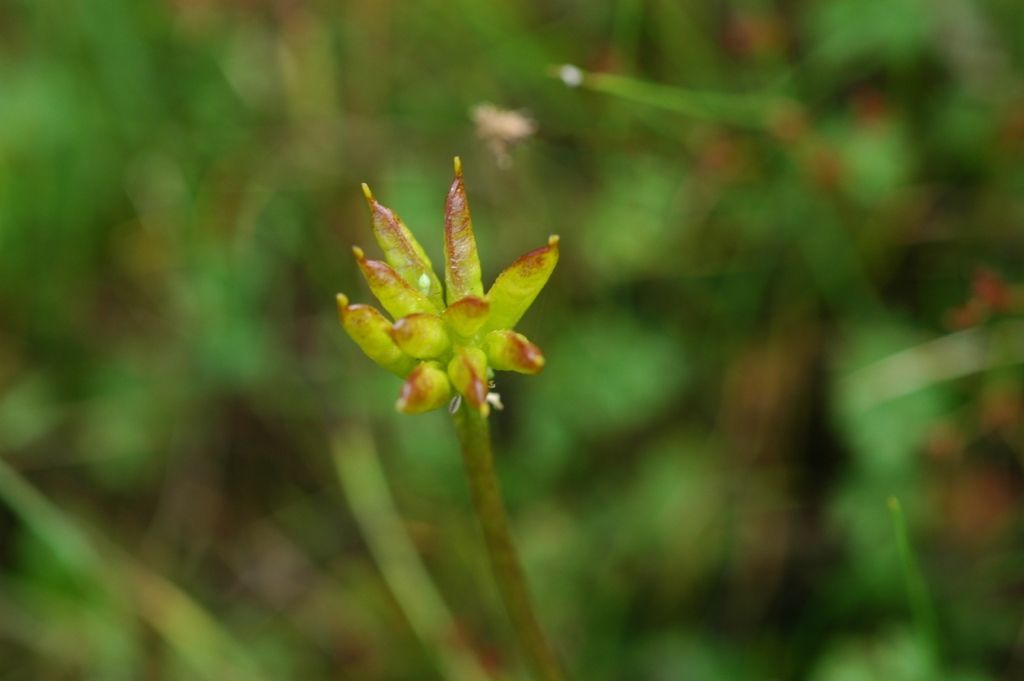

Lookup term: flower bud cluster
[338,158,558,416]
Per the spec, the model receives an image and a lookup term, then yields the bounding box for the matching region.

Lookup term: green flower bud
[396,361,452,414]
[353,246,436,319]
[485,235,559,332]
[337,294,416,377]
[484,329,545,374]
[391,313,450,359]
[443,157,484,305]
[338,159,558,417]
[443,295,490,339]
[362,183,444,309]
[448,346,490,416]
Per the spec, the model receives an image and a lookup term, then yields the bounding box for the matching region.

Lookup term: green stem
[554,67,790,129]
[452,405,567,681]
[888,496,940,659]
[331,426,493,681]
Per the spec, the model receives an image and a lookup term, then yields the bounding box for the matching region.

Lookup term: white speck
[558,64,583,88]
[485,392,504,411]
[417,273,431,294]
[448,395,462,414]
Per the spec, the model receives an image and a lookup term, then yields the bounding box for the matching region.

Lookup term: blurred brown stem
[452,405,568,681]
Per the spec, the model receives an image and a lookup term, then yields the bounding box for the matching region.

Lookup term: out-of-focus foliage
[0,0,1022,679]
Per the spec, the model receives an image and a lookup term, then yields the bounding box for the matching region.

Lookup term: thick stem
[452,405,567,681]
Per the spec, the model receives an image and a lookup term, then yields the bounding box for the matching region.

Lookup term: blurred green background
[1,0,1023,679]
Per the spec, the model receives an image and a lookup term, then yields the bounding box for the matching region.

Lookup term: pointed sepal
[362,183,444,309]
[336,294,415,377]
[447,346,490,416]
[390,313,451,359]
[483,329,545,374]
[396,361,452,414]
[485,235,559,332]
[443,157,484,305]
[353,246,437,320]
[442,295,490,339]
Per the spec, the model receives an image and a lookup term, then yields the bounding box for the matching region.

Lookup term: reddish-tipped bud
[362,183,444,309]
[390,313,450,359]
[443,295,490,339]
[396,362,452,414]
[443,157,484,305]
[483,329,545,374]
[485,235,559,332]
[447,346,490,416]
[353,246,437,320]
[337,294,415,376]
[340,161,560,418]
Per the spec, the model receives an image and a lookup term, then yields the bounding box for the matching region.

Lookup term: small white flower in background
[471,103,537,168]
[557,64,583,88]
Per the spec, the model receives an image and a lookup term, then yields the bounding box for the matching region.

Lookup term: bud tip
[351,245,365,261]
[453,156,463,176]
[335,294,349,322]
[548,234,560,247]
[360,182,373,202]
